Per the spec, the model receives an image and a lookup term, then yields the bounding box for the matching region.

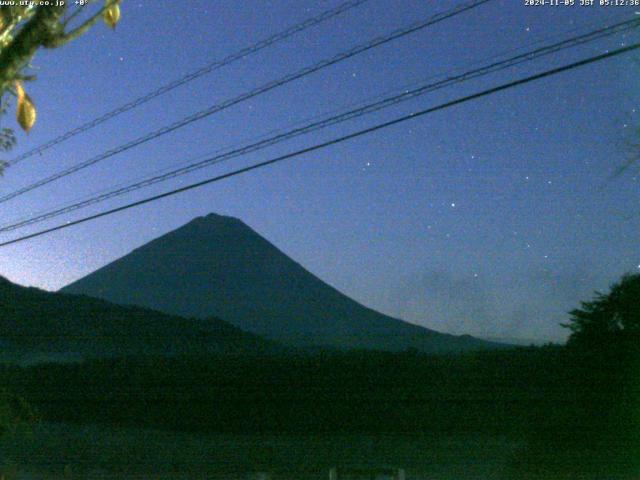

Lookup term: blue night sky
[0,0,638,342]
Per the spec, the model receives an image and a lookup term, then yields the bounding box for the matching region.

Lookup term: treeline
[0,345,638,476]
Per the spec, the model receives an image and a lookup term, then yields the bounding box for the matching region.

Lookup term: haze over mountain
[0,275,274,364]
[63,213,502,353]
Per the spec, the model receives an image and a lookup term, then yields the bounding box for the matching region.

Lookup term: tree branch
[0,5,66,92]
[46,0,118,48]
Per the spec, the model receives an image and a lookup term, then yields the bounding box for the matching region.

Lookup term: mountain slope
[0,275,275,363]
[62,213,502,353]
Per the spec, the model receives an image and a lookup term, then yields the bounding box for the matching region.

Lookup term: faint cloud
[393,266,599,343]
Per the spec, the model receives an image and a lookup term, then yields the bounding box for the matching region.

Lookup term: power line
[1,42,637,248]
[6,0,371,167]
[0,0,492,204]
[1,16,637,233]
[8,10,630,226]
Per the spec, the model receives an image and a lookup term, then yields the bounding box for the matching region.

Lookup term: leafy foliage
[563,273,640,349]
[0,99,16,174]
[0,388,38,438]
[0,0,122,169]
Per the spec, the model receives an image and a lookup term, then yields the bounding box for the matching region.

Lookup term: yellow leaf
[103,2,121,30]
[15,82,36,133]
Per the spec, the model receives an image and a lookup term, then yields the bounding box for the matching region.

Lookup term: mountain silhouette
[62,213,502,353]
[0,275,275,363]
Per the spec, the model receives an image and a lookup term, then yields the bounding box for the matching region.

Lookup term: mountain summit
[62,213,499,353]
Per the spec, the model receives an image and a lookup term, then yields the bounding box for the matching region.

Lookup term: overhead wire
[0,0,492,204]
[6,0,372,166]
[1,41,637,248]
[1,16,637,233]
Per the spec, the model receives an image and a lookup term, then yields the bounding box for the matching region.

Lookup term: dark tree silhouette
[563,272,640,349]
[0,389,37,438]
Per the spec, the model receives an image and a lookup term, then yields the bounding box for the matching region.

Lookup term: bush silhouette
[563,272,640,350]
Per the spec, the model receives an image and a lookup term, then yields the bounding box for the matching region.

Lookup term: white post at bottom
[329,467,338,480]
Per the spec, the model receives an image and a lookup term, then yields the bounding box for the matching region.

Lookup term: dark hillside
[0,276,276,362]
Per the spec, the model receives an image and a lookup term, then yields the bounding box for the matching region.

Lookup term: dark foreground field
[0,346,638,479]
[1,422,521,479]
